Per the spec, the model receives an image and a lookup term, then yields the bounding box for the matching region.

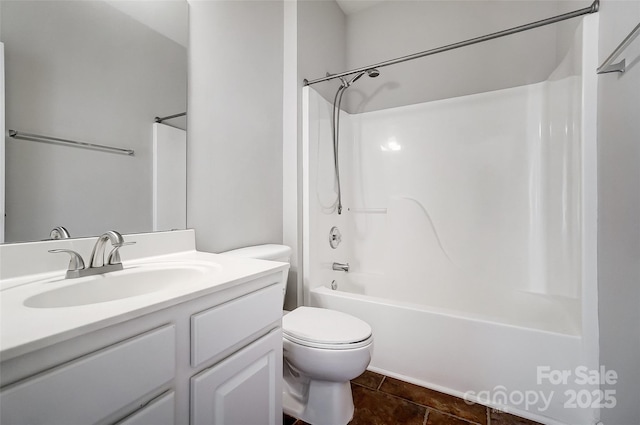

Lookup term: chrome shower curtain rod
[154,112,186,123]
[303,0,599,86]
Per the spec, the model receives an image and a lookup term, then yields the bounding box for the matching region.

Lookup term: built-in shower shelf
[348,208,387,214]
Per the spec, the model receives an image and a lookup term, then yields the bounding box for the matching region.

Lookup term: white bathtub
[310,274,592,425]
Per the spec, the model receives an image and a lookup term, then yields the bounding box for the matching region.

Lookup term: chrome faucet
[89,230,124,268]
[49,226,71,240]
[49,230,134,279]
[332,262,350,272]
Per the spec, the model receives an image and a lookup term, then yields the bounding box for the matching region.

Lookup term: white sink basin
[24,263,219,308]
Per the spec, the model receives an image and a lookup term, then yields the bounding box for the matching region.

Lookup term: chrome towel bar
[8,130,134,156]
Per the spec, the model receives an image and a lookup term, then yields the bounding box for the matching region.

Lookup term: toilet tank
[221,244,291,264]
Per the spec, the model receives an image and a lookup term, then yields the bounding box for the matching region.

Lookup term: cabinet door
[191,328,282,425]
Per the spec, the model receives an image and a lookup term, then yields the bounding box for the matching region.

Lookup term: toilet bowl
[282,306,373,425]
[221,244,373,425]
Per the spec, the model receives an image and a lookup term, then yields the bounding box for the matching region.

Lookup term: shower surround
[302,16,598,425]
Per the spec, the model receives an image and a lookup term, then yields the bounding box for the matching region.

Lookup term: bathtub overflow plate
[329,226,342,249]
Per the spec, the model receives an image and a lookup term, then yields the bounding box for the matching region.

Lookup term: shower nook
[301,3,599,425]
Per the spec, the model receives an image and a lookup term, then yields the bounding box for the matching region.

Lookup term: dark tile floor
[284,371,543,425]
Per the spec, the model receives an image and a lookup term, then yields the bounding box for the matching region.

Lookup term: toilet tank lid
[221,244,291,261]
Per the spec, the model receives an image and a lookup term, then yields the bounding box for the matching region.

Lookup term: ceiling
[105,0,188,47]
[335,0,386,15]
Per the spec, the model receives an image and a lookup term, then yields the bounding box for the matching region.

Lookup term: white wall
[1,42,4,243]
[297,0,346,104]
[282,0,347,308]
[187,0,284,253]
[1,1,186,242]
[283,0,299,309]
[597,1,640,423]
[105,0,189,48]
[342,0,592,113]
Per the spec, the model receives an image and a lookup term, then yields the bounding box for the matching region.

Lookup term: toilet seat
[283,307,372,350]
[283,333,372,350]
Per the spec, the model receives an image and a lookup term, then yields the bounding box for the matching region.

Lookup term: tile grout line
[373,379,483,425]
[423,408,430,425]
[426,407,484,425]
[372,374,524,425]
[372,387,444,419]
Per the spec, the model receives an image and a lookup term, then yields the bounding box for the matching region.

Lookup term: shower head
[343,68,381,87]
[366,68,380,78]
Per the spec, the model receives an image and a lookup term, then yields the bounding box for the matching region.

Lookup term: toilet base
[283,375,354,425]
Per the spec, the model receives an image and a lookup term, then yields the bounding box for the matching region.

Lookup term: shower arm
[303,0,599,87]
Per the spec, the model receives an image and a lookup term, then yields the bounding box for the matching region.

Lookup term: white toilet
[221,244,373,425]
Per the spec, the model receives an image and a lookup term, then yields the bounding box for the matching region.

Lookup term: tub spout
[332,262,349,272]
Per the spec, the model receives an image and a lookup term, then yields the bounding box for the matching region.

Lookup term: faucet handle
[49,249,86,272]
[107,242,136,265]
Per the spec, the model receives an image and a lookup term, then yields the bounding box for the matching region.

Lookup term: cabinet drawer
[191,283,282,367]
[0,325,175,425]
[117,391,175,425]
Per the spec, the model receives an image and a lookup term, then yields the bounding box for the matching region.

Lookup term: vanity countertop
[0,231,288,361]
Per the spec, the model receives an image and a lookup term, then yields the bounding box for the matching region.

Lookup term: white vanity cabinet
[0,272,285,425]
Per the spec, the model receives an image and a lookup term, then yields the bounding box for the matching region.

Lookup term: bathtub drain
[331,280,337,290]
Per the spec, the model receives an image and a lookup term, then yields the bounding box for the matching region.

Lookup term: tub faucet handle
[332,262,349,272]
[329,226,342,249]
